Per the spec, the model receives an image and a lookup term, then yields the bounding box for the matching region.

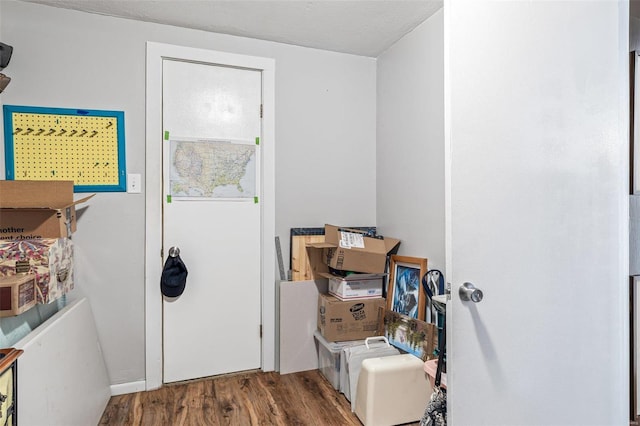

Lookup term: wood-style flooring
[100,369,420,426]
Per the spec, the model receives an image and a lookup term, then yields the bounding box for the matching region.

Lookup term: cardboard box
[318,293,385,342]
[0,274,37,317]
[307,224,400,275]
[327,273,384,300]
[0,180,93,240]
[0,238,74,304]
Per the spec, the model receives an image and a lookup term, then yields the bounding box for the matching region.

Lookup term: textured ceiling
[20,0,443,57]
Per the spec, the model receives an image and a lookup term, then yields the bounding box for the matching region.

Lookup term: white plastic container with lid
[354,354,430,426]
[339,336,400,409]
[313,330,365,390]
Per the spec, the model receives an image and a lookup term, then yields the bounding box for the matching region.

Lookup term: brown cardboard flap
[323,224,394,254]
[318,272,338,280]
[306,245,329,277]
[0,180,74,208]
[0,193,94,212]
[324,224,341,245]
[72,194,95,206]
[383,237,401,253]
[0,182,93,239]
[318,272,386,281]
[307,242,334,249]
[290,234,325,281]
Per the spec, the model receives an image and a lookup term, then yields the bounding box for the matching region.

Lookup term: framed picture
[387,255,428,320]
[383,310,438,361]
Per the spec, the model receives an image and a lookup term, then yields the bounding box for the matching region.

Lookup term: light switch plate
[127,173,141,193]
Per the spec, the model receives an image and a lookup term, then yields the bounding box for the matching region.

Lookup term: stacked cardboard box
[0,180,93,240]
[327,274,384,300]
[0,181,92,311]
[307,224,400,276]
[317,294,386,342]
[308,224,400,342]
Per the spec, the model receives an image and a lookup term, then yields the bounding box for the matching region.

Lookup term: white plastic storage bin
[339,336,400,410]
[355,354,430,426]
[313,330,364,390]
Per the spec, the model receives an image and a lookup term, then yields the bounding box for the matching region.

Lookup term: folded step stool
[354,354,430,426]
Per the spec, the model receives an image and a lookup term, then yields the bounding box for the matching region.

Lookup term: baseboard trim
[110,380,146,396]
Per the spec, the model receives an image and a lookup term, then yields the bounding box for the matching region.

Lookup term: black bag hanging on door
[421,311,446,426]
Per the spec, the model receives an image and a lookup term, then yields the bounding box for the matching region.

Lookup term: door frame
[144,42,276,390]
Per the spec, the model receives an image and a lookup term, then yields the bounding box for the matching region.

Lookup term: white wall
[16,298,111,426]
[1,0,376,386]
[376,9,445,271]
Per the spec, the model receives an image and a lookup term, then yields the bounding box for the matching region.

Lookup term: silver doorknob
[459,282,483,303]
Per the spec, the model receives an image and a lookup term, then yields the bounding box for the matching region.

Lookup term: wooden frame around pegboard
[3,105,126,192]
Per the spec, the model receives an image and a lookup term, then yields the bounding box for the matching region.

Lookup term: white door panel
[162,202,261,382]
[163,62,261,139]
[162,59,262,383]
[446,1,628,424]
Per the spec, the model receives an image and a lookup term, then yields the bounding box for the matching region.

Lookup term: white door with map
[162,58,263,383]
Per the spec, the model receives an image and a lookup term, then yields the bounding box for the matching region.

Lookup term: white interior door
[446,1,629,424]
[162,59,262,383]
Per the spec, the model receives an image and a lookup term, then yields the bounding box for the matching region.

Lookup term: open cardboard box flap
[317,272,385,281]
[0,180,94,210]
[322,224,395,253]
[1,194,95,212]
[307,224,401,275]
[0,180,94,239]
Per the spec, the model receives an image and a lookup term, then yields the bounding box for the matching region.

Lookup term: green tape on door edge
[254,196,259,204]
[164,131,170,140]
[255,137,260,145]
[167,195,172,203]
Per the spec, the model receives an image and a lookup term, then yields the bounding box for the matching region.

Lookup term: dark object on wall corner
[160,251,188,297]
[0,74,11,93]
[0,43,13,70]
[0,42,13,93]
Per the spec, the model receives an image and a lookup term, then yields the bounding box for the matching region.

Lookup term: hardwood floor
[100,369,421,426]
